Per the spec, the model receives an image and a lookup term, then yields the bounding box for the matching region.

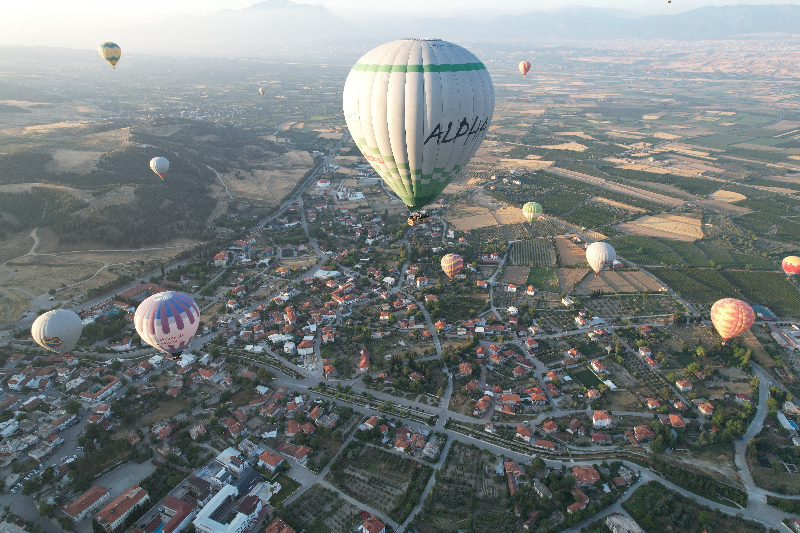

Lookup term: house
[645,398,661,410]
[735,393,752,405]
[585,389,602,400]
[606,515,644,533]
[359,515,386,533]
[459,362,473,377]
[698,403,714,416]
[265,518,296,533]
[213,252,229,267]
[542,420,558,435]
[567,501,587,514]
[297,340,314,356]
[258,449,285,472]
[669,414,686,428]
[676,380,692,392]
[499,394,521,406]
[286,420,300,437]
[566,419,582,435]
[590,360,607,373]
[516,425,533,443]
[473,396,492,417]
[633,425,655,442]
[638,346,652,358]
[592,410,612,428]
[572,465,601,487]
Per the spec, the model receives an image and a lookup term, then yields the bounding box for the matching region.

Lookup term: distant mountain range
[107,2,800,56]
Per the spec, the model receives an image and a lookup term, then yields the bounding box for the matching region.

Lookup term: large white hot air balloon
[31,310,83,355]
[343,38,495,210]
[149,157,169,180]
[134,291,200,357]
[586,242,616,276]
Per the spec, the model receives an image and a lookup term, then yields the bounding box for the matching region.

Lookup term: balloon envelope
[522,202,543,222]
[259,87,266,96]
[519,61,531,76]
[31,310,83,355]
[149,157,169,179]
[710,298,755,342]
[783,256,800,276]
[134,291,200,355]
[441,254,464,280]
[98,42,121,68]
[586,242,616,275]
[343,38,495,210]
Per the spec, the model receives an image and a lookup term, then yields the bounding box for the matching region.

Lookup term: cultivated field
[281,484,360,533]
[617,214,703,241]
[508,238,556,267]
[575,270,663,294]
[501,266,531,285]
[554,235,586,266]
[557,267,591,294]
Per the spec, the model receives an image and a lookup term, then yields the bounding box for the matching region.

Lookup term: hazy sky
[4,0,800,46]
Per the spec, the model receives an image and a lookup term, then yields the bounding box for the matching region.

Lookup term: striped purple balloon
[134,291,200,355]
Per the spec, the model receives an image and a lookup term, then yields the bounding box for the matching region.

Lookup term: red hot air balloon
[710,298,755,344]
[441,254,464,280]
[519,61,531,76]
[134,291,200,357]
[783,256,800,276]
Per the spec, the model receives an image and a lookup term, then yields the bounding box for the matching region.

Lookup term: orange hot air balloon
[710,298,755,344]
[783,256,800,276]
[441,254,464,280]
[519,61,531,76]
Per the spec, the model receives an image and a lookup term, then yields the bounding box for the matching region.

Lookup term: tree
[64,400,81,414]
[650,436,666,453]
[38,503,54,518]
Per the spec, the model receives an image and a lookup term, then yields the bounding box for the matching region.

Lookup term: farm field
[575,270,663,294]
[509,238,556,268]
[616,213,703,241]
[554,235,587,266]
[327,443,433,523]
[280,484,360,533]
[648,267,743,306]
[501,266,532,285]
[412,441,515,533]
[557,267,590,294]
[720,271,800,317]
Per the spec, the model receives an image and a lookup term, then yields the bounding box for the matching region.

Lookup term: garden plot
[280,484,360,533]
[554,235,587,266]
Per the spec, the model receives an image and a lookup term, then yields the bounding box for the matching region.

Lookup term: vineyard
[735,211,800,246]
[648,267,743,306]
[527,217,569,237]
[664,240,708,267]
[509,238,556,268]
[502,223,532,241]
[720,271,800,317]
[610,235,684,265]
[539,190,589,216]
[562,202,620,228]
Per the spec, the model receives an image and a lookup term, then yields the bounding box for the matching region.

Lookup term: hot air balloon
[522,202,543,222]
[343,39,494,213]
[31,310,83,355]
[783,256,800,276]
[134,291,200,357]
[149,157,169,180]
[586,242,615,276]
[710,298,755,344]
[259,87,266,96]
[519,61,531,76]
[441,253,464,280]
[98,42,121,69]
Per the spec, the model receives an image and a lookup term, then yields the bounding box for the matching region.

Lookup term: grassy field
[527,267,553,286]
[271,472,302,505]
[572,368,603,388]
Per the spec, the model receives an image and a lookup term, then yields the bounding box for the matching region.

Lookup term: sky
[3,0,800,47]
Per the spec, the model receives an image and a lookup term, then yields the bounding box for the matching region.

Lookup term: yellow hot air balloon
[98,42,121,69]
[710,298,755,344]
[441,254,464,280]
[259,87,266,96]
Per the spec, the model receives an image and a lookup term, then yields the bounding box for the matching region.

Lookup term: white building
[193,486,262,533]
[215,447,246,476]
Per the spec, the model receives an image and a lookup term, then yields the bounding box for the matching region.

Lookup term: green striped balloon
[522,202,543,222]
[343,39,495,209]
